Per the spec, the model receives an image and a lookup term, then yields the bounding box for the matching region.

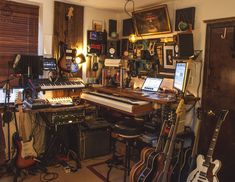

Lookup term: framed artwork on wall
[133,4,172,36]
[163,45,175,70]
[92,20,103,31]
[175,7,195,31]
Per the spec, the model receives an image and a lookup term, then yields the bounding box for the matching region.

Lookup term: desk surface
[93,87,176,104]
[23,104,89,113]
[0,104,90,113]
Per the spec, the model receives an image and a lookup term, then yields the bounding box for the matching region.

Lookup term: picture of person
[166,49,173,65]
[163,45,175,70]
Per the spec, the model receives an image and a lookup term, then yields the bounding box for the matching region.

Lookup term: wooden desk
[23,104,89,113]
[93,87,176,105]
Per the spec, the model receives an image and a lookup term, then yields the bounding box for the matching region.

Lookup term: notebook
[141,77,163,94]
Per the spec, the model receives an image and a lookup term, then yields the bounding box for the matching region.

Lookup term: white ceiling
[64,0,174,11]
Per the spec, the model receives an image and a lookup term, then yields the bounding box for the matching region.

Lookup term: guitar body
[152,153,172,182]
[13,132,37,169]
[131,149,162,182]
[130,147,156,182]
[187,155,221,182]
[178,147,195,182]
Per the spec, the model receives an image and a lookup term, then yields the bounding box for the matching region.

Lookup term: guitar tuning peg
[207,110,215,116]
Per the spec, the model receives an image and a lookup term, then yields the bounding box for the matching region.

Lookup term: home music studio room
[0,0,235,182]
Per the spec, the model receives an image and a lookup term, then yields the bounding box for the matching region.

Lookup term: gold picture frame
[133,4,172,36]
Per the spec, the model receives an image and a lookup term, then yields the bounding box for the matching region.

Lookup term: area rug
[87,161,126,182]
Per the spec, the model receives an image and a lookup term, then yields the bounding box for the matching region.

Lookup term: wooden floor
[0,155,128,182]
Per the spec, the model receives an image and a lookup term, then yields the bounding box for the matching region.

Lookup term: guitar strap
[0,114,6,164]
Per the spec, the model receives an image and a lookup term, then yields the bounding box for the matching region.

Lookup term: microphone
[13,54,21,69]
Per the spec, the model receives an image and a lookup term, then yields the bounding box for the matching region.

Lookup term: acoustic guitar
[129,106,176,182]
[13,104,37,169]
[187,110,229,182]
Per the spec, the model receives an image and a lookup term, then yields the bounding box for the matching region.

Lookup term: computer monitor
[173,62,189,93]
[141,77,163,92]
[13,54,43,79]
[43,58,57,71]
[0,88,23,104]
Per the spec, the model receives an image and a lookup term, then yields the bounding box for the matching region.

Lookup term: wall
[82,7,121,80]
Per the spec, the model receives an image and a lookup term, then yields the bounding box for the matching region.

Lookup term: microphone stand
[0,75,18,162]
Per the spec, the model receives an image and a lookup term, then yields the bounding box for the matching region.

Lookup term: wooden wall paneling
[53,2,84,77]
[0,1,38,86]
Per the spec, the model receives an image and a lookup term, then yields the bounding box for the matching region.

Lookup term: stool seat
[113,119,143,137]
[107,117,143,182]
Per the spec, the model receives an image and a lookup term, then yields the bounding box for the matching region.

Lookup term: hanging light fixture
[124,0,138,43]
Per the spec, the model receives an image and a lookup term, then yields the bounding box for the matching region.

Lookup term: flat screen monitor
[0,88,23,104]
[43,58,57,70]
[14,54,43,79]
[173,62,188,93]
[141,77,163,92]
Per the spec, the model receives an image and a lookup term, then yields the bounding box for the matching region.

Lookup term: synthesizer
[36,79,85,90]
[47,97,74,107]
[80,91,153,116]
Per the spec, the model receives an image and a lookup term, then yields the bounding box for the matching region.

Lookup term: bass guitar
[187,110,229,182]
[13,104,37,169]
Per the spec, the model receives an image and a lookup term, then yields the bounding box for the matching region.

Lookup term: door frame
[202,17,235,112]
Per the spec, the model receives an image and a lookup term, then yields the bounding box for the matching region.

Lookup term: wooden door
[200,18,235,181]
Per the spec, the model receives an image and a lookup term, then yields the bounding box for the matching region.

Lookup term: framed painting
[133,4,172,36]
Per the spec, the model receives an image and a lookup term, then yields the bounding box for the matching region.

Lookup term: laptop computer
[141,77,163,95]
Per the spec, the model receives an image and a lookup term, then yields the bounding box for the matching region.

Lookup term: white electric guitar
[187,110,229,182]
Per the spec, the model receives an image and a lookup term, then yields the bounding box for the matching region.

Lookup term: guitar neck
[155,120,167,153]
[205,110,229,165]
[163,99,185,175]
[18,105,27,142]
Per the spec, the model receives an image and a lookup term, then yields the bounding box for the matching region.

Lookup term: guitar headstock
[218,109,229,123]
[176,99,185,115]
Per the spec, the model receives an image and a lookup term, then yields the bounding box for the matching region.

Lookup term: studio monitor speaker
[107,40,120,58]
[109,19,117,37]
[174,32,194,58]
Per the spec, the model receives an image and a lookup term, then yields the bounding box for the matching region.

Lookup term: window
[0,1,39,86]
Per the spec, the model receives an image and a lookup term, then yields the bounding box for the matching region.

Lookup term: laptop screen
[141,77,163,92]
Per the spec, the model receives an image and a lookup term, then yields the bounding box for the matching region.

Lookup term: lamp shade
[76,53,86,64]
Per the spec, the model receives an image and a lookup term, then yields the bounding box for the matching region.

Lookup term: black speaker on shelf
[107,40,120,58]
[174,32,194,59]
[109,19,117,37]
[123,18,134,37]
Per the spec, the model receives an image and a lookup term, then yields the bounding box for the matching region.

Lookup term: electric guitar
[58,6,78,73]
[187,110,229,182]
[153,99,185,182]
[13,104,37,169]
[177,108,202,182]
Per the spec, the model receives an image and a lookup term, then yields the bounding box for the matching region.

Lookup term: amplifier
[79,126,110,159]
[51,110,84,126]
